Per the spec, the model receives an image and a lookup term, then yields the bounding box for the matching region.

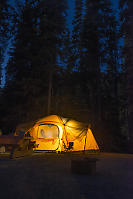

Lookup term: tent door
[35,124,60,151]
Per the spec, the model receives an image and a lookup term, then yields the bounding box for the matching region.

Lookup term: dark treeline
[0,0,132,152]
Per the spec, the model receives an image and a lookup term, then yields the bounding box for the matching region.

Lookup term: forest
[0,0,133,153]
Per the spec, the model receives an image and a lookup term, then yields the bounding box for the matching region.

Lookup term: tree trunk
[47,69,53,115]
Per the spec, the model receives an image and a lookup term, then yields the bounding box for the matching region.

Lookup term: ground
[0,152,132,199]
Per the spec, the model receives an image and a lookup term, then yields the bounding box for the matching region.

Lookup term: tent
[27,115,99,152]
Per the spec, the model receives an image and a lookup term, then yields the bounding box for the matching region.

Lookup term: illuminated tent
[28,115,99,152]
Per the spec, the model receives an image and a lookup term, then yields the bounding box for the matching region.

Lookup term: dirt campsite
[0,152,132,199]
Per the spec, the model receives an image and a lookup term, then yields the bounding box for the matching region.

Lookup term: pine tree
[36,0,68,114]
[74,0,124,151]
[3,1,39,129]
[98,0,127,151]
[72,0,83,70]
[119,0,133,152]
[79,0,101,124]
[104,16,120,126]
[0,0,11,86]
[2,0,68,132]
[97,0,112,123]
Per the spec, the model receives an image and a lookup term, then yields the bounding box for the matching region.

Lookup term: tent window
[38,124,59,139]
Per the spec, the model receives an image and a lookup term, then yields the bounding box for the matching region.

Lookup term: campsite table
[0,135,33,158]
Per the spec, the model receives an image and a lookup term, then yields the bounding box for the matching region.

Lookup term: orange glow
[28,115,99,152]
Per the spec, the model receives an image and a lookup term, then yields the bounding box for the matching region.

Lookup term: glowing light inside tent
[62,118,68,124]
[38,124,59,139]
